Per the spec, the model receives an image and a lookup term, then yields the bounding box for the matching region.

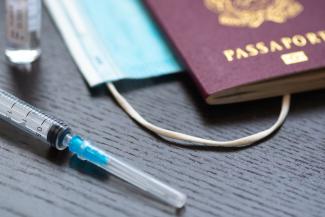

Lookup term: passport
[145,0,325,104]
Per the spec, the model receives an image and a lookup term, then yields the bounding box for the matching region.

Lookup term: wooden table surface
[0,4,325,217]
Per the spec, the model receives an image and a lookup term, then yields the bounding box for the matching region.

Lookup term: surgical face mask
[45,0,183,86]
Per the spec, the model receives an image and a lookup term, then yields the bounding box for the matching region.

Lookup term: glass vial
[5,0,41,66]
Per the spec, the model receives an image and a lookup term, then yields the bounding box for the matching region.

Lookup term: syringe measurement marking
[7,102,16,116]
[25,110,47,133]
[9,102,48,136]
[24,110,32,122]
[41,119,46,126]
[10,102,16,109]
[0,93,54,140]
[38,118,48,133]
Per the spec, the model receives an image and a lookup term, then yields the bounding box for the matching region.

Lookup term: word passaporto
[223,30,325,62]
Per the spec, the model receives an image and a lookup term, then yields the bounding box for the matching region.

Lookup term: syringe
[0,89,187,208]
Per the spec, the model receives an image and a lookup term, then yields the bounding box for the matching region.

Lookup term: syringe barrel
[0,89,70,150]
[0,89,187,207]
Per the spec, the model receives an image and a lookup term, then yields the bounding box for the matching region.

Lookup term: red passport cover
[145,0,325,103]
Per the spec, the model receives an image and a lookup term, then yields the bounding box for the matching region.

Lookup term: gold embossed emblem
[204,0,304,28]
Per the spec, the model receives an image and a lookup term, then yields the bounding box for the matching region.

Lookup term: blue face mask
[46,0,183,86]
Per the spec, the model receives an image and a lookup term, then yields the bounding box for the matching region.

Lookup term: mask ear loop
[107,83,290,148]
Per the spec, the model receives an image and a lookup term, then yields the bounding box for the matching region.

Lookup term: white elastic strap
[107,83,290,147]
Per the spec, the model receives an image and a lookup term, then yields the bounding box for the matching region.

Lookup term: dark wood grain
[0,2,325,217]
